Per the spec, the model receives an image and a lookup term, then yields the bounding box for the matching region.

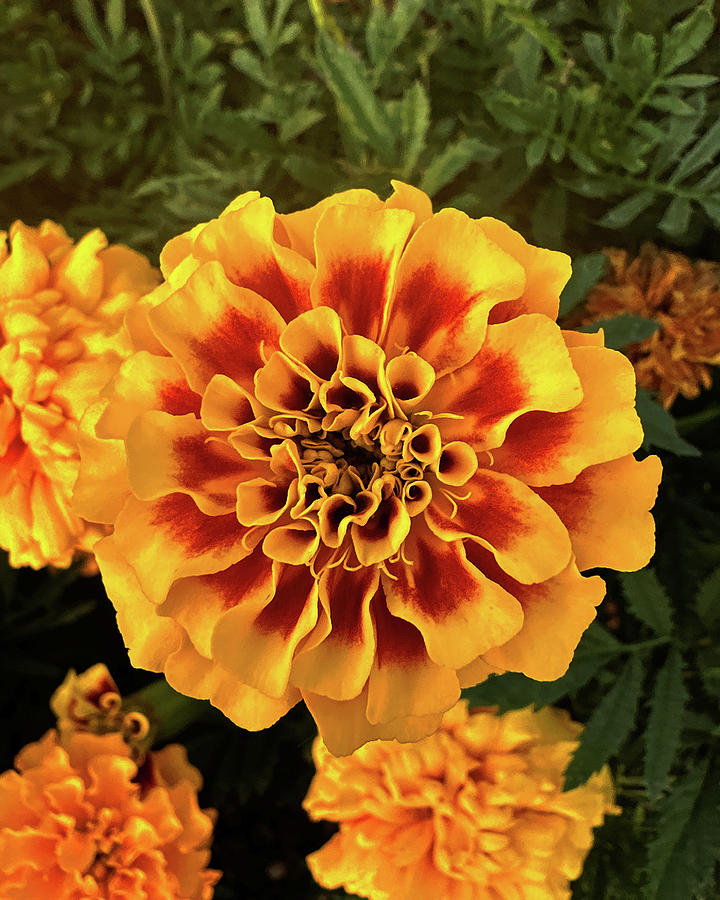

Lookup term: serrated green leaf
[105,0,125,42]
[498,4,566,67]
[399,80,429,175]
[513,32,542,92]
[230,47,272,88]
[636,388,702,457]
[578,313,661,349]
[0,157,48,191]
[700,197,720,228]
[646,760,720,900]
[365,0,425,71]
[664,73,718,88]
[419,137,498,195]
[564,655,644,790]
[644,648,689,801]
[660,2,715,73]
[279,107,324,143]
[525,133,548,169]
[647,93,695,116]
[315,31,395,161]
[283,154,340,192]
[620,569,674,636]
[582,32,607,71]
[673,119,720,183]
[695,567,720,630]
[598,191,656,228]
[659,196,692,235]
[558,251,608,317]
[244,0,270,57]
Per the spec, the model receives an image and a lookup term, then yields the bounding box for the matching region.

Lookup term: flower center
[227,309,478,571]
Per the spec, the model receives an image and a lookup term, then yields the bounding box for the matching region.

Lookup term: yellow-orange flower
[304,701,619,900]
[0,666,220,899]
[581,243,720,409]
[75,182,661,755]
[0,219,159,568]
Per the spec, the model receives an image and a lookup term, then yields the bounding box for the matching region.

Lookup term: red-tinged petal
[424,315,582,450]
[382,209,526,376]
[425,468,571,584]
[262,521,320,565]
[492,346,645,486]
[279,306,343,381]
[94,533,184,672]
[291,565,379,701]
[351,494,411,566]
[312,205,415,342]
[384,180,433,230]
[382,525,523,669]
[200,374,255,431]
[193,196,314,321]
[148,260,285,393]
[211,564,319,698]
[236,478,296,527]
[95,352,201,441]
[278,190,383,263]
[467,545,606,681]
[157,543,273,658]
[126,411,253,515]
[479,216,571,323]
[99,493,251,610]
[535,454,662,572]
[303,686,444,757]
[366,596,460,725]
[254,350,317,413]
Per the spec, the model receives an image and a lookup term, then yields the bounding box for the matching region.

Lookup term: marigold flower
[580,243,720,409]
[304,701,619,900]
[0,219,159,568]
[75,182,661,755]
[0,666,220,899]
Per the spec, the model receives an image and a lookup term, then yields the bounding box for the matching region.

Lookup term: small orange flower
[0,665,220,899]
[581,243,720,409]
[0,219,159,568]
[75,183,661,755]
[304,701,619,900]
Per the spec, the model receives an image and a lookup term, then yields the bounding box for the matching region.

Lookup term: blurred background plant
[1,1,719,897]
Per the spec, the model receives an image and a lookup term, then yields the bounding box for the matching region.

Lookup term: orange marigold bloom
[0,666,220,899]
[75,182,662,755]
[0,219,159,568]
[581,243,720,409]
[304,701,619,900]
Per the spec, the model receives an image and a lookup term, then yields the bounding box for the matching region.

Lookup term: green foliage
[620,569,674,636]
[644,648,689,801]
[577,312,661,349]
[636,388,702,457]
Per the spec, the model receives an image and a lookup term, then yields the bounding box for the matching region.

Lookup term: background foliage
[1,1,719,897]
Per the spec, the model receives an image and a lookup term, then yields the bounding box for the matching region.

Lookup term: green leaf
[695,566,720,630]
[315,31,395,161]
[664,73,718,88]
[646,760,720,900]
[105,0,125,42]
[700,197,720,227]
[598,191,656,228]
[673,119,720,183]
[399,80,430,175]
[419,137,498,195]
[525,133,548,169]
[660,2,715,73]
[659,196,692,236]
[644,648,689,801]
[244,0,270,57]
[564,654,644,790]
[279,108,324,143]
[531,183,567,249]
[648,94,696,116]
[127,677,210,743]
[284,154,340,192]
[559,251,608,316]
[498,3,566,66]
[636,388,702,457]
[365,0,426,71]
[0,157,48,191]
[620,569,674,636]
[578,313,661,349]
[582,32,607,71]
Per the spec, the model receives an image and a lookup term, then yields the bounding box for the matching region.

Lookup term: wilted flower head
[304,701,619,900]
[0,665,220,899]
[582,243,720,409]
[0,219,159,568]
[75,183,661,755]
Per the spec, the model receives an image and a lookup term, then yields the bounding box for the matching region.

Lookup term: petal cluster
[304,701,619,900]
[0,667,220,899]
[581,243,720,408]
[0,219,159,568]
[75,183,661,755]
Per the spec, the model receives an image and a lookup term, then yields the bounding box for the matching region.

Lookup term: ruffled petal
[492,346,644,486]
[148,261,285,393]
[382,524,523,669]
[535,454,662,572]
[382,209,526,376]
[425,468,571,584]
[125,411,255,514]
[424,314,582,450]
[291,564,379,701]
[312,205,415,342]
